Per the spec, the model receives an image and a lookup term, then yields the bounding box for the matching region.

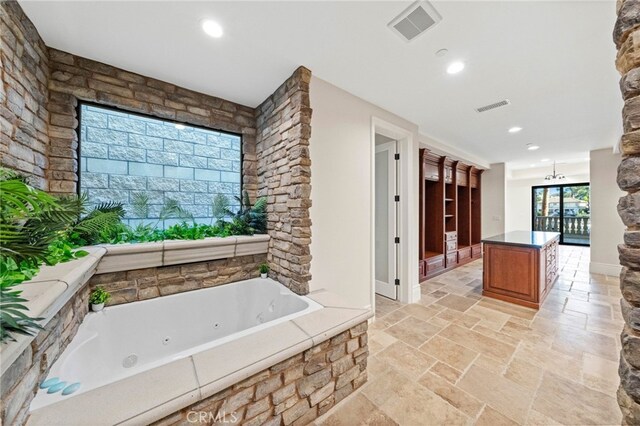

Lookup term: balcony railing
[534,216,590,243]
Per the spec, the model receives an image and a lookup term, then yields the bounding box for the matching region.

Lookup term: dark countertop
[481,231,560,248]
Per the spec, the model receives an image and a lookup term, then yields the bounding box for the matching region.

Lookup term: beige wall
[590,148,624,276]
[481,163,506,238]
[309,76,420,308]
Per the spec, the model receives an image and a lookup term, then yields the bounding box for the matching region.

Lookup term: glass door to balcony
[532,183,590,246]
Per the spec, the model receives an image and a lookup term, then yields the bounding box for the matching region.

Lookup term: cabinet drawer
[445,232,457,241]
[458,247,472,262]
[471,244,482,258]
[446,253,458,267]
[446,241,457,253]
[425,255,445,274]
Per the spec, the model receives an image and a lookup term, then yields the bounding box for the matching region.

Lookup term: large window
[79,103,242,228]
[532,183,590,246]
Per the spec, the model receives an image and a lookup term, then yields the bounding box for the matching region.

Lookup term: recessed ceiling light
[508,126,522,133]
[541,158,550,162]
[175,124,186,130]
[201,19,223,38]
[446,61,465,75]
[436,48,449,57]
[527,144,540,151]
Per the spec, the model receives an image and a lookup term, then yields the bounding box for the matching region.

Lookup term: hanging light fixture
[545,161,566,181]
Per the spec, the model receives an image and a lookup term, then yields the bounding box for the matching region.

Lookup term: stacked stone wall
[88,254,266,305]
[156,322,368,426]
[255,68,313,295]
[615,1,640,423]
[0,1,50,189]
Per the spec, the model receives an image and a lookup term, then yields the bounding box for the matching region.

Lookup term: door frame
[370,117,419,310]
[531,182,590,246]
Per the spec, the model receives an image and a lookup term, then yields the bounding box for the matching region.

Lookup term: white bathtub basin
[30,278,321,411]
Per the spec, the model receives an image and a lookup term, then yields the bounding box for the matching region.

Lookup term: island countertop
[482,231,560,249]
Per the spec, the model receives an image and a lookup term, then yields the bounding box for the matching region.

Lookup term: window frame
[76,100,244,219]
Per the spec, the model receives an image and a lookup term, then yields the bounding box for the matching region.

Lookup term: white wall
[482,163,506,238]
[309,76,420,308]
[590,148,624,276]
[505,167,590,233]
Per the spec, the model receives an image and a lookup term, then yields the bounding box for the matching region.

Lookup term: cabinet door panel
[483,244,537,302]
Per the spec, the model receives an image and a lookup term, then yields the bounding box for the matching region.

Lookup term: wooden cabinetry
[419,149,483,281]
[482,232,559,309]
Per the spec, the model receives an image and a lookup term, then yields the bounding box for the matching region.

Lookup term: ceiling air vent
[475,99,511,113]
[388,1,442,42]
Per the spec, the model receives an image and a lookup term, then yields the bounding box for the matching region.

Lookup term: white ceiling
[20,0,622,168]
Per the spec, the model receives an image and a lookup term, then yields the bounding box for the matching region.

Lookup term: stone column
[615,1,640,423]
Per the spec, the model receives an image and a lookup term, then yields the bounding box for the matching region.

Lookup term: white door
[375,141,398,300]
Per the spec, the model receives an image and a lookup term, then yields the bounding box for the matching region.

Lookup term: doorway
[375,135,398,300]
[532,183,590,246]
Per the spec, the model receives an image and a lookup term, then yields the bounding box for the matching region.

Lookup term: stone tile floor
[315,246,623,425]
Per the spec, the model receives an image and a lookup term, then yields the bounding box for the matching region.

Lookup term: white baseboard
[589,262,622,277]
[412,284,421,303]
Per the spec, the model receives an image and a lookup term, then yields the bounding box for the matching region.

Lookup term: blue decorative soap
[61,382,81,396]
[47,381,67,394]
[40,377,60,389]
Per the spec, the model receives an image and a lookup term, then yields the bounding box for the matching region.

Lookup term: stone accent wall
[615,2,640,423]
[155,322,368,426]
[79,104,242,226]
[255,67,313,295]
[46,48,257,196]
[89,254,266,305]
[0,285,90,426]
[0,1,50,189]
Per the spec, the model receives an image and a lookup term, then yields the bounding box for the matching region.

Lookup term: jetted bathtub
[30,278,321,411]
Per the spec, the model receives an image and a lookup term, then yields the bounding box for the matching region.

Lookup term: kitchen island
[481,231,560,309]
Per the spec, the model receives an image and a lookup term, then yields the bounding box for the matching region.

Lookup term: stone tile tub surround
[0,235,269,425]
[26,288,370,426]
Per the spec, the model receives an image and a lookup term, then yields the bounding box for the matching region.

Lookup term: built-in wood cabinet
[482,234,559,309]
[419,149,483,281]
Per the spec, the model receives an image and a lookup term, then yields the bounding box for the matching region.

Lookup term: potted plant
[259,263,269,279]
[89,286,111,312]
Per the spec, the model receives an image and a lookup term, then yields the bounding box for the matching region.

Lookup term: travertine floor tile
[504,357,542,391]
[378,379,469,426]
[317,246,622,426]
[476,406,519,426]
[458,365,533,424]
[318,394,398,426]
[429,361,463,384]
[361,367,412,407]
[551,323,618,361]
[375,341,436,378]
[532,372,621,425]
[419,335,478,371]
[386,316,441,348]
[418,372,484,418]
[436,294,478,312]
[439,324,516,364]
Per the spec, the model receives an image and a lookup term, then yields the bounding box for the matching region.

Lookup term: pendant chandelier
[545,161,566,181]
